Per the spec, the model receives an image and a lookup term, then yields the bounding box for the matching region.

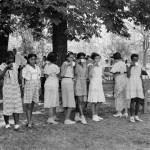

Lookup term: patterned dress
[0,63,23,116]
[22,64,41,104]
[110,61,128,111]
[75,64,87,96]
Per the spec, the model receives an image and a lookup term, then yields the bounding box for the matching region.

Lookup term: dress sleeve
[55,65,60,74]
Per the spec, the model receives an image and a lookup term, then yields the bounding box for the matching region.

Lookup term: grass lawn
[0,98,150,150]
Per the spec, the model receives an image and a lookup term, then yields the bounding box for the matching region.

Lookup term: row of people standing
[44,51,145,125]
[44,52,109,125]
[0,50,144,130]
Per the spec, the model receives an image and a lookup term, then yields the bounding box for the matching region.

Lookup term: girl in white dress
[61,52,76,125]
[110,52,128,118]
[127,54,144,123]
[44,52,60,124]
[88,53,110,122]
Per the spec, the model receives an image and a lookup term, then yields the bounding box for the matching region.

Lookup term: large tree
[0,0,150,65]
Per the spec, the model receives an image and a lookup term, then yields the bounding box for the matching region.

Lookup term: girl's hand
[67,62,72,66]
[6,63,13,70]
[93,62,99,67]
[102,78,106,82]
[76,59,81,64]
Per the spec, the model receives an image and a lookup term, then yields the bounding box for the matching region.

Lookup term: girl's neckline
[29,64,36,69]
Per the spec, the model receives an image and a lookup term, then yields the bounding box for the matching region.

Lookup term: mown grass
[0,99,150,150]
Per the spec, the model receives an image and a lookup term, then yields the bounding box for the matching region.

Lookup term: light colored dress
[0,63,23,116]
[44,63,60,108]
[87,64,105,103]
[75,64,87,96]
[22,64,41,104]
[126,64,144,99]
[110,61,128,111]
[61,62,75,108]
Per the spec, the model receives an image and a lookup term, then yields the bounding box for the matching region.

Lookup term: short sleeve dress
[61,62,76,108]
[87,65,105,103]
[110,61,128,111]
[126,64,144,99]
[22,64,41,104]
[75,64,87,96]
[0,63,23,116]
[44,63,60,108]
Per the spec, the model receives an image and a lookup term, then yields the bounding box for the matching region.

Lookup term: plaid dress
[22,65,41,104]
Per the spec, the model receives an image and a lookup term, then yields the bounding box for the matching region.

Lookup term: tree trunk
[143,51,147,67]
[0,34,9,64]
[52,20,67,67]
[0,1,11,64]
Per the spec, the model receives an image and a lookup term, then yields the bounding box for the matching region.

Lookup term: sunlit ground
[0,96,150,150]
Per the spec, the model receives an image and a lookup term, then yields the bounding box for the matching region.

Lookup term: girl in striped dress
[22,54,41,128]
[74,52,87,124]
[0,51,23,130]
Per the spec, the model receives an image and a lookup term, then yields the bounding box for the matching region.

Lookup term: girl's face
[29,56,36,66]
[94,56,101,63]
[7,55,15,64]
[79,55,86,63]
[67,54,74,62]
[132,57,138,64]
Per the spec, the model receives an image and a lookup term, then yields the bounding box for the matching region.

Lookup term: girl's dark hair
[131,53,139,60]
[24,56,27,60]
[43,56,46,60]
[77,52,86,59]
[66,52,74,58]
[27,53,37,64]
[5,51,14,59]
[91,52,100,60]
[47,52,58,63]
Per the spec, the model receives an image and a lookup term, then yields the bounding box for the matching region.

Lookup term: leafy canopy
[0,0,150,40]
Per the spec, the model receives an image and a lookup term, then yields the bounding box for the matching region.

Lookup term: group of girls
[0,50,144,130]
[0,52,41,130]
[44,51,144,125]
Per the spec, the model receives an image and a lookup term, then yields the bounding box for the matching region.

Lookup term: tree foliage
[0,0,134,41]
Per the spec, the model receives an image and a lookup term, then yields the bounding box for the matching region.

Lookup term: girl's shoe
[64,119,76,125]
[122,113,128,118]
[5,124,11,129]
[14,124,20,131]
[92,115,100,122]
[81,116,87,124]
[134,116,143,122]
[74,113,82,122]
[53,116,59,121]
[130,116,135,123]
[113,113,122,117]
[47,118,59,124]
[96,115,103,120]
